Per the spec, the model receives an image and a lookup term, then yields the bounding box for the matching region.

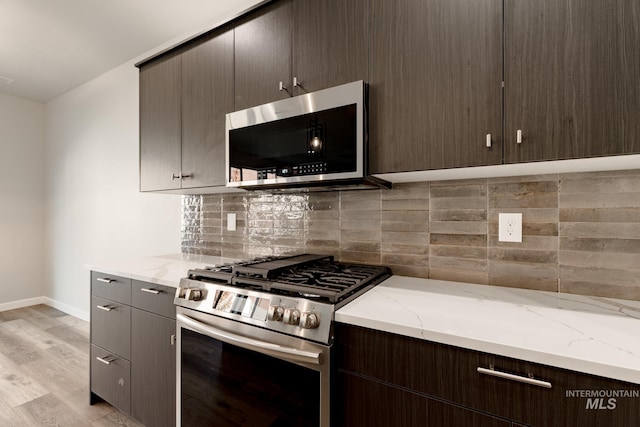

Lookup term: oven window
[181,328,320,427]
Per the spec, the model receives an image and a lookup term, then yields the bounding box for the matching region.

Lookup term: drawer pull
[96,278,114,283]
[477,366,552,388]
[170,334,176,346]
[96,305,113,312]
[96,356,115,365]
[140,288,161,295]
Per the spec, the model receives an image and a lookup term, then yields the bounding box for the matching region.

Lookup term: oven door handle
[177,313,321,365]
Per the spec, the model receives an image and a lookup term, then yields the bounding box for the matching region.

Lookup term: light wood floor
[0,304,144,427]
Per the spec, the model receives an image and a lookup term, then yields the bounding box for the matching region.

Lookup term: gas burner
[187,254,391,304]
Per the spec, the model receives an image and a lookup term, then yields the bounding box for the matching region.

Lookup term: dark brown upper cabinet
[504,0,640,163]
[368,0,503,174]
[234,0,368,110]
[291,0,368,96]
[234,0,292,111]
[139,53,182,191]
[139,28,233,192]
[181,29,234,188]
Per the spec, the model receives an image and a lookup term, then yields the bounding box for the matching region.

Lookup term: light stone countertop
[86,253,238,288]
[335,275,640,385]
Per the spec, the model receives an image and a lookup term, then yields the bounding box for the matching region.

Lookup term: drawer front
[336,324,529,422]
[131,280,176,318]
[91,344,131,414]
[91,296,131,359]
[91,271,131,304]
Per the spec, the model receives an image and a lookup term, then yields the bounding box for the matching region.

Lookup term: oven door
[176,307,331,427]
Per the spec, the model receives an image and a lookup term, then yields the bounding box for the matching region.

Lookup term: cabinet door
[181,29,234,188]
[525,363,640,427]
[504,0,640,162]
[338,371,428,427]
[139,54,182,191]
[234,0,292,111]
[369,0,502,174]
[291,0,368,95]
[131,309,176,427]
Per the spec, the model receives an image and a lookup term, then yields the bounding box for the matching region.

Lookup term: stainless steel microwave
[225,81,389,190]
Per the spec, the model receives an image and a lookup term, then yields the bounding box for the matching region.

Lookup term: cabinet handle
[477,366,552,388]
[278,81,291,95]
[486,134,492,148]
[517,129,523,144]
[172,173,193,180]
[96,277,114,283]
[170,334,176,346]
[293,76,300,87]
[96,305,113,312]
[96,356,114,365]
[140,288,161,295]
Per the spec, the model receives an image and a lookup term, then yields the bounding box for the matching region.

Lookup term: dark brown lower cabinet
[131,309,176,427]
[90,272,177,427]
[336,323,640,427]
[339,372,510,427]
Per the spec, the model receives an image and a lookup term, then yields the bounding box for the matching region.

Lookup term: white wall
[41,0,264,319]
[44,62,182,319]
[0,93,45,308]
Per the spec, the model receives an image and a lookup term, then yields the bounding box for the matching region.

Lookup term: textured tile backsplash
[182,169,640,301]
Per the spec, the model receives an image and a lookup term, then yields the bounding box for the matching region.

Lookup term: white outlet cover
[498,213,522,243]
[227,213,237,231]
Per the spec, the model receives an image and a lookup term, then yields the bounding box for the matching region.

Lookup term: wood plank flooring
[0,305,144,427]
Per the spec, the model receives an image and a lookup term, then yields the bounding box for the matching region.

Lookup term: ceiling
[0,0,260,103]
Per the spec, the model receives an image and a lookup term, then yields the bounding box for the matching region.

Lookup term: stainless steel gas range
[174,254,391,427]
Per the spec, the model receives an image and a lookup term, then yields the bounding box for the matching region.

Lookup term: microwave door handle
[177,313,321,365]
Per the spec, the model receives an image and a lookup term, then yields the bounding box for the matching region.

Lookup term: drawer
[91,344,131,414]
[91,296,131,359]
[91,271,131,304]
[336,324,530,422]
[131,280,176,318]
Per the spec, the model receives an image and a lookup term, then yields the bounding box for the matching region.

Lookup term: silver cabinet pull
[170,334,176,346]
[96,356,114,365]
[140,288,161,295]
[96,305,113,312]
[278,81,291,95]
[477,366,552,388]
[96,277,114,283]
[172,173,193,180]
[517,129,523,144]
[486,134,492,148]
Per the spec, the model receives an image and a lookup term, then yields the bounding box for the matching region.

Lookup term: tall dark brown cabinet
[368,0,503,174]
[138,27,233,191]
[504,0,640,162]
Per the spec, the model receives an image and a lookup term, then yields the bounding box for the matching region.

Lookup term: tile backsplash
[182,169,640,301]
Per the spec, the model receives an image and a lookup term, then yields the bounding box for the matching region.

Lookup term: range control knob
[186,288,203,301]
[300,312,320,329]
[283,308,300,325]
[267,306,284,322]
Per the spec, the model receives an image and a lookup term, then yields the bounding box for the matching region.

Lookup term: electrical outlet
[227,213,237,231]
[498,213,522,243]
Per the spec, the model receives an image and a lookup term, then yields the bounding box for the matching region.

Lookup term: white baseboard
[43,297,90,322]
[0,297,46,312]
[0,296,90,322]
